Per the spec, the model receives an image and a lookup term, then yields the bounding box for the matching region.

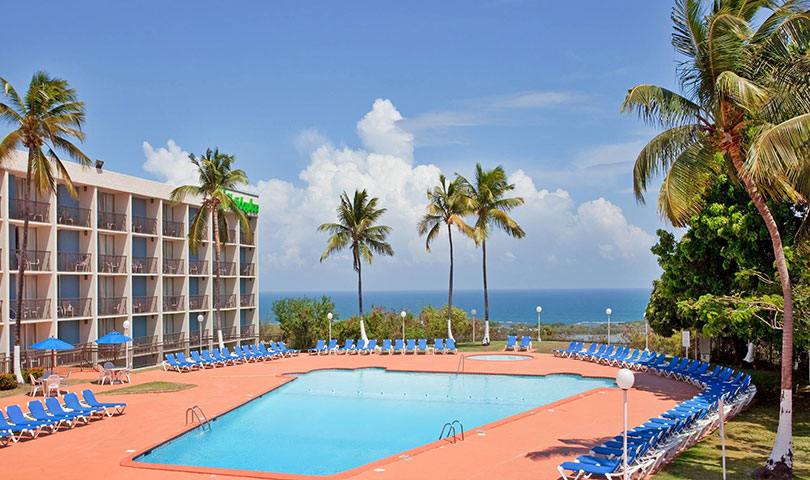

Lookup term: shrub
[23,368,45,383]
[0,373,17,390]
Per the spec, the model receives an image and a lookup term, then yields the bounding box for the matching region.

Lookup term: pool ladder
[185,405,211,431]
[456,354,465,374]
[439,420,465,444]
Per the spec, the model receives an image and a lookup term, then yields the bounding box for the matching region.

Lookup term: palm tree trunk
[729,146,793,473]
[13,155,33,383]
[357,257,367,344]
[482,239,490,345]
[212,207,225,351]
[447,225,454,341]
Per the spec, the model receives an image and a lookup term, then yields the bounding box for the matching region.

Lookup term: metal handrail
[185,405,211,431]
[438,420,465,443]
[451,420,465,441]
[457,354,465,374]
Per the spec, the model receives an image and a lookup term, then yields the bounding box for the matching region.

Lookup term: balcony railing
[163,258,184,275]
[57,252,91,272]
[240,324,256,338]
[225,229,237,243]
[163,219,184,238]
[240,293,255,307]
[240,262,255,276]
[98,211,127,231]
[57,298,92,318]
[189,259,208,275]
[10,198,50,222]
[189,294,208,310]
[98,297,127,316]
[57,205,91,227]
[132,216,157,235]
[132,256,157,274]
[132,296,158,314]
[216,262,236,276]
[163,295,184,312]
[240,231,255,245]
[98,254,126,274]
[133,335,160,356]
[162,332,186,351]
[214,294,236,309]
[10,299,51,321]
[222,326,239,341]
[11,250,51,271]
[189,331,212,347]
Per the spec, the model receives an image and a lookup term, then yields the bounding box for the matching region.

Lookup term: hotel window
[98,192,115,212]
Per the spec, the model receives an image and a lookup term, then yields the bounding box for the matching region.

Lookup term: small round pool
[467,354,532,361]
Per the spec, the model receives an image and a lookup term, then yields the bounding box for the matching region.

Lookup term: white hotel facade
[0,150,259,370]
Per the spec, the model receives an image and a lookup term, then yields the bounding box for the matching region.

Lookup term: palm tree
[458,164,525,345]
[170,148,251,351]
[318,189,393,343]
[0,72,91,382]
[417,175,471,340]
[621,1,810,475]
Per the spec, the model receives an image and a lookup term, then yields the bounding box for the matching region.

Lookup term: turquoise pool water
[468,354,532,361]
[135,368,613,475]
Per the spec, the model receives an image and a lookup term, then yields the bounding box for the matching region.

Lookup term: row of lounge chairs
[0,390,126,446]
[555,341,756,479]
[504,335,533,351]
[162,342,300,372]
[308,338,458,355]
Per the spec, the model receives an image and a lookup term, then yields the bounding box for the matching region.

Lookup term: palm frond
[0,129,23,164]
[620,85,703,127]
[187,207,209,253]
[745,113,810,181]
[716,70,769,113]
[657,139,719,226]
[633,124,703,203]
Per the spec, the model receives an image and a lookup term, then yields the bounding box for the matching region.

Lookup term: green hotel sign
[223,189,259,215]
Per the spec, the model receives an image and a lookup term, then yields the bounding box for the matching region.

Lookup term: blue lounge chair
[337,339,354,354]
[574,343,597,359]
[433,338,444,354]
[504,335,517,351]
[308,340,326,355]
[163,353,191,372]
[6,405,57,433]
[267,342,286,357]
[351,339,365,354]
[324,339,338,355]
[393,339,404,354]
[247,344,269,360]
[578,343,605,360]
[405,339,416,354]
[240,345,261,361]
[592,344,615,362]
[552,341,576,357]
[278,341,299,356]
[45,397,92,429]
[81,390,126,415]
[191,350,216,367]
[64,393,107,419]
[518,336,532,351]
[417,339,428,354]
[0,409,39,440]
[564,342,584,358]
[28,400,83,429]
[176,352,202,369]
[360,339,378,354]
[222,346,246,362]
[213,348,238,363]
[380,339,393,354]
[258,344,279,359]
[202,349,226,366]
[445,338,457,353]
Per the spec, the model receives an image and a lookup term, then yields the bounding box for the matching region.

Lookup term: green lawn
[456,339,570,354]
[102,381,196,395]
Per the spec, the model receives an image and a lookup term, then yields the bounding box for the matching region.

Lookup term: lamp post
[605,308,613,346]
[327,312,333,343]
[197,314,204,344]
[471,309,477,343]
[644,314,649,352]
[536,306,542,342]
[616,368,635,480]
[122,320,131,370]
[400,311,406,340]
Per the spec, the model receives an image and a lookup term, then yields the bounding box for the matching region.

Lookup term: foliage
[22,368,44,383]
[272,296,335,349]
[0,374,17,390]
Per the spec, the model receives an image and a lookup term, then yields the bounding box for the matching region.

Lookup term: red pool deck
[0,353,697,479]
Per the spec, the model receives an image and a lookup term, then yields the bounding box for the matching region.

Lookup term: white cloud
[141,139,197,187]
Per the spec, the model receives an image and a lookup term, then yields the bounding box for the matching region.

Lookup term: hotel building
[0,150,259,370]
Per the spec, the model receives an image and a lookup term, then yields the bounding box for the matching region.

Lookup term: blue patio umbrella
[95,331,133,364]
[29,337,75,369]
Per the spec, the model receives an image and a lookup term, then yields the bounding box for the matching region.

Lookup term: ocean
[258,288,650,325]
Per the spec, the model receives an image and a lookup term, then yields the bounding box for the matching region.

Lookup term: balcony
[240,231,255,246]
[163,258,184,275]
[98,254,126,274]
[10,198,50,222]
[240,262,255,276]
[57,298,92,318]
[189,331,211,347]
[163,219,184,238]
[132,216,157,235]
[163,295,184,312]
[189,259,208,275]
[98,297,127,316]
[10,299,51,321]
[162,332,186,351]
[214,294,236,309]
[98,211,126,232]
[225,228,237,244]
[57,252,91,272]
[56,205,91,227]
[240,324,256,338]
[222,326,239,341]
[189,294,208,310]
[240,293,255,307]
[11,250,51,271]
[133,335,160,356]
[132,296,158,314]
[216,261,236,276]
[132,256,158,274]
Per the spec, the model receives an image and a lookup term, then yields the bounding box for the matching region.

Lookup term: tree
[272,296,335,350]
[170,148,251,351]
[318,189,393,344]
[621,1,810,475]
[417,174,471,340]
[0,72,91,382]
[457,164,525,345]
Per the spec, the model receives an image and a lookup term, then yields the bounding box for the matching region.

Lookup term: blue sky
[1,1,682,291]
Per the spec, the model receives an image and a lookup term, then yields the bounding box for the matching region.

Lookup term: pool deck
[0,352,697,479]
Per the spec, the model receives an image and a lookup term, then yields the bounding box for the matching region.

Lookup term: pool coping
[121,364,617,480]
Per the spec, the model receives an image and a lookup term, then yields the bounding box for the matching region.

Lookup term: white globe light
[536,306,542,313]
[400,311,406,318]
[471,309,476,316]
[327,312,333,320]
[197,314,204,323]
[616,368,635,390]
[606,308,612,315]
[122,320,131,330]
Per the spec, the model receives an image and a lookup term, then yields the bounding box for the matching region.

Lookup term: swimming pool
[468,354,533,361]
[135,368,613,476]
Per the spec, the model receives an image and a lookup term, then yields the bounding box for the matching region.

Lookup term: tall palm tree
[0,72,91,382]
[621,1,810,475]
[170,148,251,351]
[417,175,471,340]
[318,189,393,343]
[458,164,525,345]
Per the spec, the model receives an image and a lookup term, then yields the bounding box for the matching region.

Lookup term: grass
[456,339,570,354]
[103,381,196,395]
[0,378,91,399]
